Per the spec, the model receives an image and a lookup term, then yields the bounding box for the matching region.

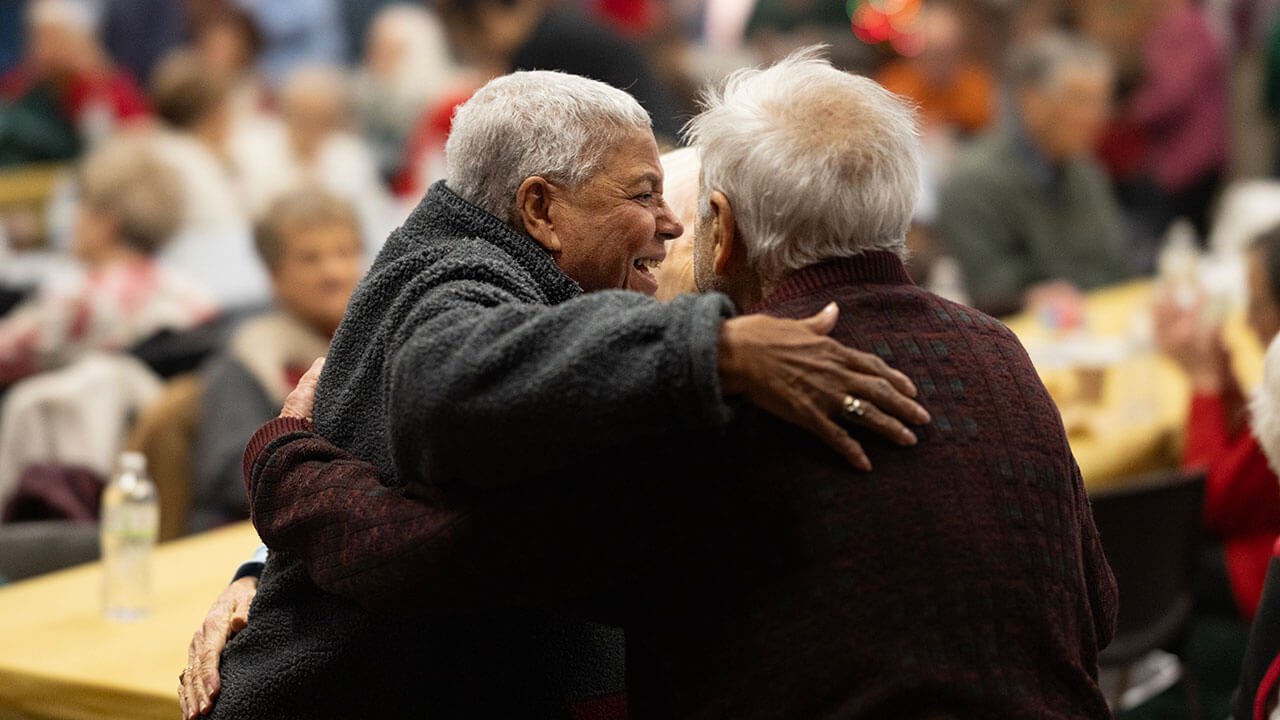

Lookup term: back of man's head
[685,46,921,282]
[444,70,651,226]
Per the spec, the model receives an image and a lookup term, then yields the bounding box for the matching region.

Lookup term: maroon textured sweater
[245,252,1117,719]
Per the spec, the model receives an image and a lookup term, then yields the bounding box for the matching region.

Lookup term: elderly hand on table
[178,358,324,719]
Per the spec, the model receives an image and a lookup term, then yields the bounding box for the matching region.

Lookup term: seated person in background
[937,31,1129,317]
[229,64,393,255]
[0,135,218,388]
[1155,224,1280,621]
[204,51,1116,719]
[876,1,994,139]
[1125,0,1227,239]
[148,49,247,238]
[0,0,150,161]
[353,3,460,183]
[148,48,270,311]
[189,189,362,533]
[433,0,684,143]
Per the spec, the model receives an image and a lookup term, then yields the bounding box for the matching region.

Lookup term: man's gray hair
[1007,31,1111,93]
[685,46,920,280]
[445,70,651,224]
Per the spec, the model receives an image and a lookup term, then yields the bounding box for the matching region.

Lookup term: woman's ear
[515,176,561,255]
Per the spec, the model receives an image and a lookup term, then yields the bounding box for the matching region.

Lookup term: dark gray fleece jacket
[209,181,735,719]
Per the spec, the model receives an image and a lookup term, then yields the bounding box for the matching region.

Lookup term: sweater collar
[753,251,914,311]
[418,181,582,304]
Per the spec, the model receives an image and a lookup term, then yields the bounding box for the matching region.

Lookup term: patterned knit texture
[634,252,1118,718]
[243,250,1118,718]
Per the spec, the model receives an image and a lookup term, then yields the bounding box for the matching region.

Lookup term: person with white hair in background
[352,3,462,182]
[184,64,928,720]
[0,0,149,162]
[0,135,217,387]
[229,63,395,256]
[194,50,1114,719]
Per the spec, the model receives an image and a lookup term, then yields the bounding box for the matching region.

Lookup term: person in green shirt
[937,31,1131,317]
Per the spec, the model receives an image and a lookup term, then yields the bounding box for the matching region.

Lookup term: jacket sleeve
[243,416,678,613]
[385,276,736,490]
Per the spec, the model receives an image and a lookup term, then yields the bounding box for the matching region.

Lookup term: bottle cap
[118,451,147,476]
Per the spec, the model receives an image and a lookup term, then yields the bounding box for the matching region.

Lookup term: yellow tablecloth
[1004,279,1264,491]
[0,522,260,720]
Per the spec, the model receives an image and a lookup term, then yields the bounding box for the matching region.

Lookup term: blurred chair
[128,313,236,380]
[1093,468,1206,718]
[0,354,162,512]
[0,520,98,582]
[0,163,68,250]
[126,373,204,541]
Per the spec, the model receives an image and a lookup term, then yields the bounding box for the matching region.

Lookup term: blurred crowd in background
[3,0,1280,639]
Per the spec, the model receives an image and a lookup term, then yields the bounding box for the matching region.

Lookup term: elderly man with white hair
[189,64,929,719]
[194,50,1114,719]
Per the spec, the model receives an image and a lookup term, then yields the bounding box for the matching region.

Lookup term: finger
[303,356,326,380]
[181,663,202,720]
[811,412,872,471]
[195,648,221,716]
[194,618,226,713]
[842,369,929,425]
[840,397,917,446]
[833,344,919,399]
[799,302,839,335]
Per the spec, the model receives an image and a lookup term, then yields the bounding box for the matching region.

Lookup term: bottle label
[102,504,158,543]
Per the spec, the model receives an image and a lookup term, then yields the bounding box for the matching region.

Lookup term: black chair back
[1091,468,1206,665]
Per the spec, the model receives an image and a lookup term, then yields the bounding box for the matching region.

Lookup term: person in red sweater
[1156,224,1280,620]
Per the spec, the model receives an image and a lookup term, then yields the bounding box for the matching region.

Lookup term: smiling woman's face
[545,128,683,295]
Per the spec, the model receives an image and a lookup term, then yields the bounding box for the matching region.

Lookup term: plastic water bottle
[100,452,159,621]
[1156,218,1200,309]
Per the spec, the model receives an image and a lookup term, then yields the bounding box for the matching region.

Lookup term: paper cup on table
[1067,337,1128,405]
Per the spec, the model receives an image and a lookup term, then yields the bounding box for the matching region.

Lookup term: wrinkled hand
[178,575,257,719]
[718,303,930,470]
[280,357,325,420]
[1153,290,1227,392]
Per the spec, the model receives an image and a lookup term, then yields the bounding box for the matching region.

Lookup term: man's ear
[708,190,740,275]
[515,176,560,255]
